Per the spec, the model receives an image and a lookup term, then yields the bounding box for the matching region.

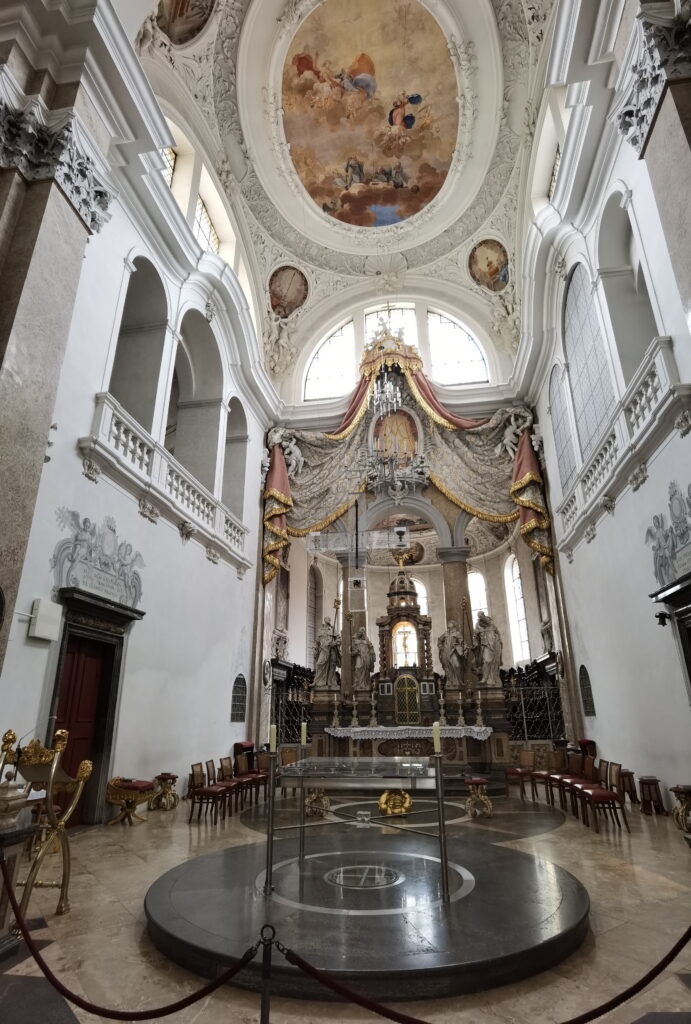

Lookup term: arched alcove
[166,309,224,492]
[109,257,168,432]
[597,194,659,384]
[222,397,248,519]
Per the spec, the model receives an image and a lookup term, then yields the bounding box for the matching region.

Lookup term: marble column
[0,104,113,670]
[436,546,474,644]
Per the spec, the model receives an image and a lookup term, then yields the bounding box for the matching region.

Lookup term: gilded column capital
[0,101,114,232]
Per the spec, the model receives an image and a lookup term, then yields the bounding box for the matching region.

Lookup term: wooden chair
[207,759,242,816]
[571,759,609,821]
[547,753,584,810]
[530,749,566,803]
[580,762,630,834]
[560,755,597,817]
[280,748,299,799]
[254,752,270,802]
[235,753,262,805]
[187,763,226,824]
[505,749,537,799]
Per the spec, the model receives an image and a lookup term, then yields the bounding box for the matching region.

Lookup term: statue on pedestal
[473,612,503,686]
[314,616,341,689]
[437,621,466,690]
[351,626,376,691]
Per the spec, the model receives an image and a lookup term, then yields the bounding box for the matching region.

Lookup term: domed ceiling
[137,0,554,379]
[282,0,458,228]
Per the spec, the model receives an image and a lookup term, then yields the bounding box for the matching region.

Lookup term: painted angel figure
[645,513,678,587]
[58,509,96,563]
[116,542,145,590]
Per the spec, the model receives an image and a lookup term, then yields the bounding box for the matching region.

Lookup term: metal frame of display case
[263,754,450,902]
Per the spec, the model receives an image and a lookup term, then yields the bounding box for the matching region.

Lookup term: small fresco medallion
[269,266,309,317]
[156,0,216,46]
[469,240,510,293]
[282,0,459,228]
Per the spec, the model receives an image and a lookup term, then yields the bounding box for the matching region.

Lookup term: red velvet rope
[282,923,691,1024]
[0,858,258,1021]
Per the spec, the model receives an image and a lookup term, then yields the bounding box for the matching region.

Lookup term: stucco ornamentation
[52,509,145,607]
[0,102,113,232]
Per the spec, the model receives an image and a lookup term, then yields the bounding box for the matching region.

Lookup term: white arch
[366,495,453,548]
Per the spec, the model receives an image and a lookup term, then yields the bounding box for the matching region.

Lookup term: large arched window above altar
[303,303,491,402]
[468,571,489,620]
[303,320,357,401]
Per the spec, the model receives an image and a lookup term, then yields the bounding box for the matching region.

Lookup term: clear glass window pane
[549,365,577,490]
[563,264,615,458]
[468,570,489,620]
[161,147,176,188]
[410,577,428,616]
[504,555,530,663]
[365,306,418,349]
[193,196,220,255]
[304,321,357,401]
[427,312,488,385]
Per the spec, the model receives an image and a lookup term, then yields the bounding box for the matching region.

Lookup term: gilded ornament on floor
[377,789,412,815]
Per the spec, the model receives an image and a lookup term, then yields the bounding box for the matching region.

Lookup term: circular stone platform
[145,829,589,1001]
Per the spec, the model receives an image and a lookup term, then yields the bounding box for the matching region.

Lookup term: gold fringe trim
[285,482,367,537]
[429,472,520,523]
[324,378,375,441]
[403,368,460,431]
[509,470,544,495]
[262,486,293,507]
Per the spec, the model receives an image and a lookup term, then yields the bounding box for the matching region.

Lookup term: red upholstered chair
[207,759,242,816]
[187,762,226,824]
[546,753,584,810]
[571,759,609,821]
[580,762,630,833]
[560,754,597,817]
[530,749,566,803]
[505,749,537,799]
[235,753,262,805]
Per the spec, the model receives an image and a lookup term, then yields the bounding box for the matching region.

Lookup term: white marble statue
[351,626,375,690]
[473,611,503,686]
[314,616,341,689]
[437,621,466,690]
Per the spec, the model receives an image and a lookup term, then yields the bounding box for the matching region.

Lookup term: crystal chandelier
[371,369,402,418]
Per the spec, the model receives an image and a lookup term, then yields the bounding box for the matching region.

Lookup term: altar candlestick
[269,724,276,752]
[432,721,441,754]
[300,721,307,746]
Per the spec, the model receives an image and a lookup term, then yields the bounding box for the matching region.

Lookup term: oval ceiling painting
[283,0,459,228]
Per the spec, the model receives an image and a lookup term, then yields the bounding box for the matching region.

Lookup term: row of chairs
[187,755,270,823]
[507,750,631,834]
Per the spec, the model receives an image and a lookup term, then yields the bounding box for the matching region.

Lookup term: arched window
[230,674,247,722]
[548,364,577,490]
[427,312,488,386]
[304,321,357,401]
[109,257,168,434]
[365,305,418,347]
[410,577,428,616]
[306,565,323,670]
[563,264,616,459]
[467,570,488,621]
[504,555,530,664]
[392,621,418,668]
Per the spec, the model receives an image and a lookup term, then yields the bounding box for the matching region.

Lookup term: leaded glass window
[193,196,220,255]
[549,364,577,490]
[563,264,615,459]
[230,674,247,722]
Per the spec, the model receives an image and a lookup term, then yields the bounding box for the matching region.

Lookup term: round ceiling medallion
[468,239,510,292]
[282,0,459,228]
[155,0,216,46]
[269,266,309,317]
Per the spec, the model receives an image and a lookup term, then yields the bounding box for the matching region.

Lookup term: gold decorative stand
[670,785,691,833]
[107,778,156,825]
[464,777,493,818]
[1,728,92,917]
[377,789,412,815]
[149,773,180,811]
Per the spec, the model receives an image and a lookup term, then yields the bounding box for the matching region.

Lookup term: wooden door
[54,635,114,825]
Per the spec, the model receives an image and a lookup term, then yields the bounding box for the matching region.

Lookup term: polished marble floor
[1,793,689,1023]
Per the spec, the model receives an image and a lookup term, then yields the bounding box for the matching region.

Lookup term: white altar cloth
[325,725,493,741]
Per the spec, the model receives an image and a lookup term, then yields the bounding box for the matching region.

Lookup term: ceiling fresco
[156,0,216,46]
[282,0,459,228]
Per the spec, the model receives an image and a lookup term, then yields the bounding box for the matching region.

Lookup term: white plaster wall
[0,193,267,788]
[555,434,691,792]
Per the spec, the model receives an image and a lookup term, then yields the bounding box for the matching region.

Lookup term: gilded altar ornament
[378,789,413,815]
[305,789,330,817]
[9,728,92,919]
[465,780,493,818]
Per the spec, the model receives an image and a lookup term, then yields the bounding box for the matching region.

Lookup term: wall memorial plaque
[52,508,145,608]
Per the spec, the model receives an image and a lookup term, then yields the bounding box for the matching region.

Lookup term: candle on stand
[269,724,276,752]
[432,720,441,754]
[300,721,307,746]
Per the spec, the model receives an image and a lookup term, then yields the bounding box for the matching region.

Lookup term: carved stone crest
[52,509,145,607]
